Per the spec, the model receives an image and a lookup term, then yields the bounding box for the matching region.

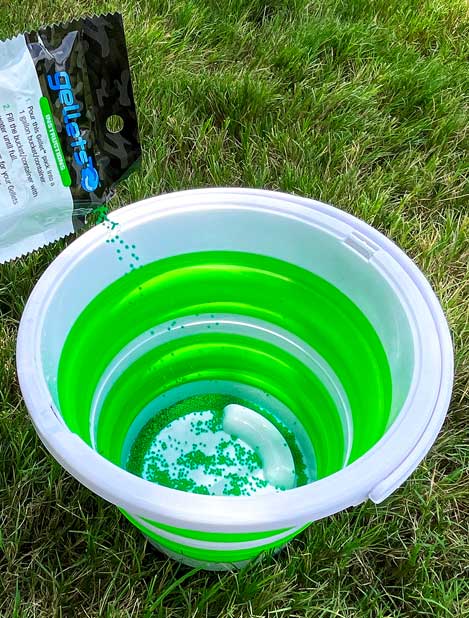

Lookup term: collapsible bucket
[17,189,453,570]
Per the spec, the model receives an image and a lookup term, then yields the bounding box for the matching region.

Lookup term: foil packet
[0,13,140,263]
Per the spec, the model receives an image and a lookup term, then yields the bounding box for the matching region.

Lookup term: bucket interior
[39,201,415,496]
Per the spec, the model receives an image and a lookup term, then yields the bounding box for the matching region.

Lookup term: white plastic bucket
[17,188,453,570]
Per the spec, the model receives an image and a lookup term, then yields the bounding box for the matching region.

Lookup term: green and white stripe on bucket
[17,189,453,570]
[126,512,308,570]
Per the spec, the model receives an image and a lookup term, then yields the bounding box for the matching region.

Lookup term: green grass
[1,0,468,616]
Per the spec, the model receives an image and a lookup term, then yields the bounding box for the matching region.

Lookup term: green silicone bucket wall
[57,250,394,486]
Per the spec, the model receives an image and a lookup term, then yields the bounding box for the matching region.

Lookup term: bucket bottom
[124,509,305,571]
[144,535,251,571]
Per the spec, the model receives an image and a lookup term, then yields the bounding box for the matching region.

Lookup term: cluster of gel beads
[126,394,298,496]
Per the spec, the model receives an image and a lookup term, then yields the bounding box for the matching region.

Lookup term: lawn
[1,0,468,616]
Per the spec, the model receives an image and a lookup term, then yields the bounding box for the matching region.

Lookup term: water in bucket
[57,250,391,495]
[125,393,311,496]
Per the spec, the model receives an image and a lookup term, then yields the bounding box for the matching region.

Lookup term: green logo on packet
[39,96,72,188]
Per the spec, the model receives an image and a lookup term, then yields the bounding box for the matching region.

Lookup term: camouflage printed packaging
[0,13,140,263]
